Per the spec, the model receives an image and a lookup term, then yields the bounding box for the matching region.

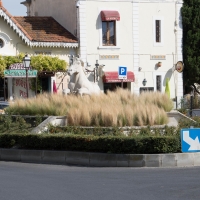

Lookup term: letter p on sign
[121,68,125,74]
[118,66,127,79]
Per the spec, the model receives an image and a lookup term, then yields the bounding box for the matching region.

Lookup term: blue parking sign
[118,66,127,79]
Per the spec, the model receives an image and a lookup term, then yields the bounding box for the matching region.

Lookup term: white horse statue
[67,56,101,95]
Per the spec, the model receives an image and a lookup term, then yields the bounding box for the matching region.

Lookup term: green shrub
[0,134,18,148]
[0,133,181,154]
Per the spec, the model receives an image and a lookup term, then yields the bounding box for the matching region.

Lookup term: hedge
[0,133,181,154]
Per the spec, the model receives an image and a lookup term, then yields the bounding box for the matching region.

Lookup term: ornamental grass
[6,88,173,126]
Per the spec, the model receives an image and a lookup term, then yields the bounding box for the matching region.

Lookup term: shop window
[104,82,127,93]
[140,87,154,93]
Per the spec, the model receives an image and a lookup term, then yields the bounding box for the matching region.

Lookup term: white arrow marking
[183,131,200,150]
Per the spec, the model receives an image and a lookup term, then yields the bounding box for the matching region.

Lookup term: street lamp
[85,59,105,82]
[142,78,147,86]
[23,54,31,98]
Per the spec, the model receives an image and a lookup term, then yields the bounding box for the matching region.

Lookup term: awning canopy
[103,71,135,83]
[101,10,120,21]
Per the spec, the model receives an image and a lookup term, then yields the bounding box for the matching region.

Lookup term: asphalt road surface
[0,161,200,200]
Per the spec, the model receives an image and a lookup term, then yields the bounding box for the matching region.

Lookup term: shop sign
[4,70,37,77]
[9,63,32,70]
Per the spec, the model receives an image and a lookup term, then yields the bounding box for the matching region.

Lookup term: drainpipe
[76,1,80,41]
[174,2,178,109]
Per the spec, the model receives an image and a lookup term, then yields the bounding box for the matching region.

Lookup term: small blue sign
[118,66,127,79]
[181,128,200,152]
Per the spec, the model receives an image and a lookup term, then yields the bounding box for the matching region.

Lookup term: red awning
[103,71,135,83]
[101,10,120,21]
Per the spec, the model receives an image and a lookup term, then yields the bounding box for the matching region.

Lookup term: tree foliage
[30,55,67,72]
[0,53,68,77]
[182,0,200,93]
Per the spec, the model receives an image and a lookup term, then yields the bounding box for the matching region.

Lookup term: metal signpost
[181,128,200,152]
[118,66,127,88]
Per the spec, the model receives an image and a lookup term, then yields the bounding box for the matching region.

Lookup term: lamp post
[23,54,31,98]
[190,85,194,117]
[94,60,99,83]
[85,60,104,83]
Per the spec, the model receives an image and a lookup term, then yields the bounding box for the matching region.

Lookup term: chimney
[0,0,2,7]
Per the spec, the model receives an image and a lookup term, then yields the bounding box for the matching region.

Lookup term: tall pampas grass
[140,91,173,112]
[7,88,173,126]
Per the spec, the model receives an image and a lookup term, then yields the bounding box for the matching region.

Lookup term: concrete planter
[0,148,200,168]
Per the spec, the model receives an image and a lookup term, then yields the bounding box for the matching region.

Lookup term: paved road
[0,161,200,200]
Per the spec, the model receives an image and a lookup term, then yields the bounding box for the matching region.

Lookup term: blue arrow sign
[181,128,200,152]
[118,66,127,79]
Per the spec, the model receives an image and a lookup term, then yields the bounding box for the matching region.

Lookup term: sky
[3,0,27,16]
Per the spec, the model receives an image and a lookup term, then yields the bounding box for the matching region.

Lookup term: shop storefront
[102,71,135,93]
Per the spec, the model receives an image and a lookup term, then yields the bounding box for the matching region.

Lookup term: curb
[1,149,200,167]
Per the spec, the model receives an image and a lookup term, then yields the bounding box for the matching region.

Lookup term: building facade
[22,0,183,102]
[0,0,78,100]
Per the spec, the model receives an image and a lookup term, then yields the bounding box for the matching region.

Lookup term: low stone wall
[31,116,67,134]
[0,148,199,168]
[167,110,196,126]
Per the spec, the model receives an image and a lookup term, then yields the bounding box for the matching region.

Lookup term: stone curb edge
[1,148,200,167]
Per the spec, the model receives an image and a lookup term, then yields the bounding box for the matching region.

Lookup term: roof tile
[13,17,78,43]
[0,1,78,44]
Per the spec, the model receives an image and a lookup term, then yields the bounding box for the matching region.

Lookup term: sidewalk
[1,148,200,167]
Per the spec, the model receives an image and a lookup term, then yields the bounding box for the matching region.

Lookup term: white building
[0,0,78,99]
[22,0,183,102]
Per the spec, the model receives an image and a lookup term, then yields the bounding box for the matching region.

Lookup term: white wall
[29,0,77,36]
[78,0,183,99]
[26,0,183,99]
[137,2,183,99]
[80,1,134,90]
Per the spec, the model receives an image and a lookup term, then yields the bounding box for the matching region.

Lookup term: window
[155,20,161,43]
[102,21,116,46]
[153,72,164,92]
[156,75,161,91]
[99,10,120,49]
[153,16,164,46]
[0,39,4,48]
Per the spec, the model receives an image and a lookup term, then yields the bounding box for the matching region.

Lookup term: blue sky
[3,0,27,16]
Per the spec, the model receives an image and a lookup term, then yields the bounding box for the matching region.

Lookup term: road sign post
[118,66,127,88]
[181,128,200,152]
